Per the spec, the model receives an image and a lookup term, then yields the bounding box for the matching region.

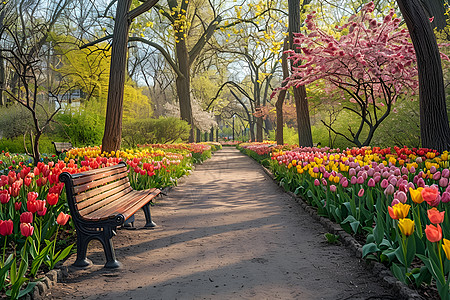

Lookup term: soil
[49,148,397,300]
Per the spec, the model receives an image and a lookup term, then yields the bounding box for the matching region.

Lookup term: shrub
[122,117,190,147]
[53,102,105,147]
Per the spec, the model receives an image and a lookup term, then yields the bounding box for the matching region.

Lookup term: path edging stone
[260,165,424,300]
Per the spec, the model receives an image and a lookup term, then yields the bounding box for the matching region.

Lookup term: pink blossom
[381,179,389,189]
[439,177,449,188]
[368,178,376,187]
[351,176,357,185]
[330,185,337,192]
[314,179,320,186]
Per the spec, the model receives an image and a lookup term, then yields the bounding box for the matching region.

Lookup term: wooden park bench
[59,162,161,268]
[52,142,73,156]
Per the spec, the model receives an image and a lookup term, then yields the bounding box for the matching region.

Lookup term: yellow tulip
[443,239,450,260]
[398,218,415,237]
[409,187,424,204]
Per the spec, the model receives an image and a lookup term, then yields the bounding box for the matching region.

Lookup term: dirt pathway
[50,148,395,300]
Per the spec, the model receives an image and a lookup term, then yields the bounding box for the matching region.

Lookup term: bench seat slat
[74,177,131,203]
[76,183,133,211]
[73,170,129,194]
[72,165,128,186]
[82,188,159,221]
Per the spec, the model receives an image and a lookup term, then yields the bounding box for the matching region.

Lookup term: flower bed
[0,143,214,298]
[241,143,449,299]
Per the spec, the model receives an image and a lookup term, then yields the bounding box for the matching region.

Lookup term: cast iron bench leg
[102,226,121,268]
[142,203,157,228]
[73,231,92,268]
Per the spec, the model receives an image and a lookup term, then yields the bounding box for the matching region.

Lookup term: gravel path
[50,148,395,300]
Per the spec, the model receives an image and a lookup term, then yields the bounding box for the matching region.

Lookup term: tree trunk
[176,37,194,142]
[0,53,4,106]
[397,0,450,151]
[216,128,219,142]
[276,38,289,145]
[102,0,132,153]
[210,127,213,141]
[275,90,286,145]
[196,127,201,143]
[288,0,313,147]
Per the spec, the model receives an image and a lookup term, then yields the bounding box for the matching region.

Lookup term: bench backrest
[53,142,73,153]
[60,162,131,219]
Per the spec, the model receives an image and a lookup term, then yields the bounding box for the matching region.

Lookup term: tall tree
[288,0,313,147]
[396,0,450,151]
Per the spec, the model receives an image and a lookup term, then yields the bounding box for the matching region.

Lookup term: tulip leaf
[17,281,38,298]
[30,242,51,278]
[391,263,406,283]
[373,214,384,245]
[362,242,379,258]
[405,237,416,268]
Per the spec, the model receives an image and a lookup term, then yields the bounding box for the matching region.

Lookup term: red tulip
[9,181,22,197]
[37,207,47,216]
[14,201,22,211]
[27,192,38,202]
[56,212,70,226]
[20,223,34,237]
[24,176,31,187]
[27,199,37,213]
[46,193,59,206]
[0,220,13,236]
[20,212,33,224]
[0,190,10,204]
[425,224,443,243]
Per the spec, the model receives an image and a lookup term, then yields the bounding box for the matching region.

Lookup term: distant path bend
[52,147,394,300]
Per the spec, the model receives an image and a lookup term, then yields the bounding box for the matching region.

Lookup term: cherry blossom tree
[275,2,425,147]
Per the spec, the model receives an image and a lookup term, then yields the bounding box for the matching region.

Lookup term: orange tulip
[56,212,71,226]
[421,186,440,206]
[428,208,445,224]
[425,224,442,243]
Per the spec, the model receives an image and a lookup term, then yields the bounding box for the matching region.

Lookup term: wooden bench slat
[76,183,133,211]
[73,170,129,194]
[72,165,128,186]
[74,177,131,203]
[79,188,136,220]
[83,189,159,221]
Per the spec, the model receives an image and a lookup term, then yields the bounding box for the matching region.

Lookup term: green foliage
[53,101,105,147]
[0,105,33,139]
[122,117,190,147]
[0,135,54,154]
[269,125,299,145]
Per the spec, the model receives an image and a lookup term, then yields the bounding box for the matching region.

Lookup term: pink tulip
[439,177,449,188]
[410,166,416,174]
[417,178,425,188]
[342,179,349,188]
[358,188,365,197]
[430,166,437,174]
[442,169,450,178]
[330,185,337,192]
[395,191,407,203]
[384,184,395,196]
[349,168,356,177]
[357,176,364,184]
[401,167,408,175]
[433,171,441,181]
[314,179,320,186]
[368,178,376,187]
[351,176,357,185]
[381,179,389,189]
[441,191,450,203]
[391,199,400,206]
